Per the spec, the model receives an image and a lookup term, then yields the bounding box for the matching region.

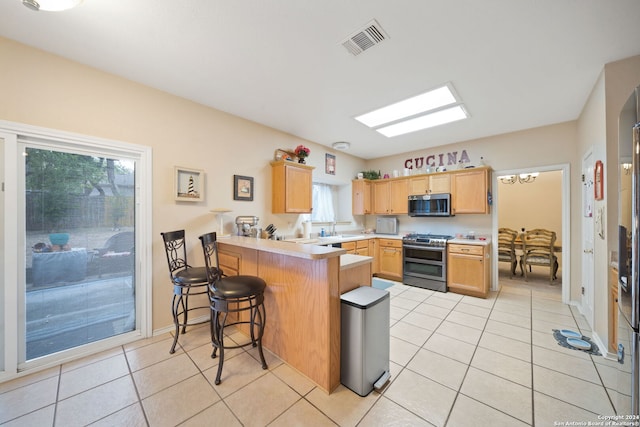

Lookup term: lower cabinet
[377,239,403,280]
[342,239,370,256]
[447,243,490,298]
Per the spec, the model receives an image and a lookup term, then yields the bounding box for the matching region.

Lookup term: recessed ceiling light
[355,85,457,128]
[332,141,350,150]
[22,0,83,11]
[376,105,468,137]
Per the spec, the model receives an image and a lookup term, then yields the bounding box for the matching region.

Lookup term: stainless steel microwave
[408,193,453,217]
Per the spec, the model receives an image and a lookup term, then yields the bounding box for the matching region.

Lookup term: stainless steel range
[402,233,453,292]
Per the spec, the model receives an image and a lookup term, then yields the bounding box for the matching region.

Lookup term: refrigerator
[617,87,640,415]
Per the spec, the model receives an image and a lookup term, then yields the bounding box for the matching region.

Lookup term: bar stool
[199,231,268,385]
[161,230,210,354]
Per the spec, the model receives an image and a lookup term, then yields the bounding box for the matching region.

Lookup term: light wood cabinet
[351,167,491,216]
[409,174,451,194]
[377,239,403,280]
[271,161,314,213]
[373,179,409,214]
[447,243,490,298]
[352,179,372,215]
[430,174,452,193]
[343,239,370,256]
[369,239,378,273]
[452,168,490,214]
[355,239,369,256]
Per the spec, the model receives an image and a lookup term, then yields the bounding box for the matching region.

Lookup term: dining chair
[161,230,210,354]
[520,228,559,284]
[497,228,518,278]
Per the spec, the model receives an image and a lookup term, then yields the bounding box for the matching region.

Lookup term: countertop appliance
[235,215,259,237]
[617,87,640,416]
[376,217,398,235]
[402,233,453,292]
[408,193,453,217]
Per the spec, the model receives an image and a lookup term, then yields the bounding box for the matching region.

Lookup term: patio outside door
[21,145,137,361]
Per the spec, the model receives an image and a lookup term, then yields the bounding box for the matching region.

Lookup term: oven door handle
[402,244,446,252]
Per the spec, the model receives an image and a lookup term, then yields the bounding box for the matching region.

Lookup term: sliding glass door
[22,146,137,360]
[0,124,151,380]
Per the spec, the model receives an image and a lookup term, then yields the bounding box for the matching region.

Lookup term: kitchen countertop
[218,235,345,259]
[449,237,492,246]
[285,233,402,245]
[340,253,373,270]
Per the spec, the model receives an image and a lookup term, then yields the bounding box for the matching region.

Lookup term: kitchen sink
[318,234,364,241]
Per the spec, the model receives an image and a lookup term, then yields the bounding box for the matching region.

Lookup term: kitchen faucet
[331,221,337,236]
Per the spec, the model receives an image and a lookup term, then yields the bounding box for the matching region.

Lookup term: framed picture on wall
[594,160,604,201]
[175,166,204,202]
[233,175,254,201]
[325,153,336,175]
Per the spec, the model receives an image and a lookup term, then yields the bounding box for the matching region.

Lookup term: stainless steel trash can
[340,286,391,396]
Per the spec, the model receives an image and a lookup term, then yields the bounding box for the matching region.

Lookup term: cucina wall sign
[404,150,473,169]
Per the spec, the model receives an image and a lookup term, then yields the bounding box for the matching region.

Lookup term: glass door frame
[0,121,153,381]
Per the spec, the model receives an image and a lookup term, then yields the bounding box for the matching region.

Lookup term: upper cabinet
[352,166,491,216]
[409,174,451,195]
[452,168,490,214]
[373,179,409,215]
[352,179,372,215]
[271,161,314,213]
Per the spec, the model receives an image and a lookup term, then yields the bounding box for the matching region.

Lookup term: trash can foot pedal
[374,371,391,392]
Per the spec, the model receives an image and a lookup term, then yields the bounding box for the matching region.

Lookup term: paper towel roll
[303,221,311,239]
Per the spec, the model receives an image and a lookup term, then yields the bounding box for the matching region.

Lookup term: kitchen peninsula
[217,236,373,393]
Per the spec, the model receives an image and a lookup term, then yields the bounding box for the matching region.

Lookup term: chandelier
[498,173,539,184]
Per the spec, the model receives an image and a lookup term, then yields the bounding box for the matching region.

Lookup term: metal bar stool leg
[170,293,182,354]
[213,311,229,385]
[254,301,268,370]
[181,287,192,333]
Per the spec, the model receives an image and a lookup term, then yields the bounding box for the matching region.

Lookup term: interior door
[582,151,595,326]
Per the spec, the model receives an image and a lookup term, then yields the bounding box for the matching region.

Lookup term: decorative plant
[294,145,310,158]
[361,170,381,180]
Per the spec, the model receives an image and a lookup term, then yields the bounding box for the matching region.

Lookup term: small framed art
[175,166,204,202]
[234,175,254,201]
[326,153,336,175]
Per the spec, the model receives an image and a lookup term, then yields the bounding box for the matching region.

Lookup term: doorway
[492,164,571,304]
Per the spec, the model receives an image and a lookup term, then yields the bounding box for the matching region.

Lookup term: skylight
[377,105,468,137]
[354,83,468,137]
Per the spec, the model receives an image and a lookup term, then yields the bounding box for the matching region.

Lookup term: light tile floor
[0,268,619,426]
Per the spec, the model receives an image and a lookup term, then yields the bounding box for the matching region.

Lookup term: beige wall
[0,37,367,332]
[497,170,563,244]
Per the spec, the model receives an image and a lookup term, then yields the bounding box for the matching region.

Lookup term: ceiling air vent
[341,19,388,56]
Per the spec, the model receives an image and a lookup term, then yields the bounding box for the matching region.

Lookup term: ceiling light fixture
[332,141,350,150]
[355,85,457,128]
[22,0,83,11]
[376,105,468,138]
[498,173,539,184]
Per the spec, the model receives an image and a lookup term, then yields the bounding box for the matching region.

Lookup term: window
[311,183,336,222]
